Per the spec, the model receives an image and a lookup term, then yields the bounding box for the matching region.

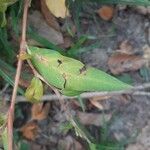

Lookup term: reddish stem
[7,1,30,150]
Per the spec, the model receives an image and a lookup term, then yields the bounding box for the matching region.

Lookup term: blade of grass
[0,59,24,95]
[2,128,8,150]
[0,28,15,62]
[9,0,23,36]
[91,0,150,6]
[0,69,24,95]
[77,96,86,112]
[70,117,95,143]
[67,41,101,58]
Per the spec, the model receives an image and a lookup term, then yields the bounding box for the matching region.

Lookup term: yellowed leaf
[41,0,60,31]
[45,0,69,18]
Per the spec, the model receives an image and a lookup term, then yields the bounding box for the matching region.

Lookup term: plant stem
[2,82,150,103]
[7,0,30,150]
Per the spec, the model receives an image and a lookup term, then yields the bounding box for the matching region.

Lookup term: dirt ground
[81,6,150,150]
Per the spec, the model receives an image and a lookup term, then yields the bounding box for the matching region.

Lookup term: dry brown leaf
[28,11,64,45]
[77,111,111,126]
[45,0,69,18]
[108,53,146,74]
[117,40,133,54]
[68,99,81,109]
[31,103,50,121]
[59,136,84,150]
[41,0,60,31]
[98,6,114,21]
[20,121,39,140]
[89,96,111,110]
[30,143,47,150]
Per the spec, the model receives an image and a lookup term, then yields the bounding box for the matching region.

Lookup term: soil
[80,6,150,150]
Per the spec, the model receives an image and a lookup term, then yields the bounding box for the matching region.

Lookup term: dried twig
[7,1,30,150]
[2,83,150,103]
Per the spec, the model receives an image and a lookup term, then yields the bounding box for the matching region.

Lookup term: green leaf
[25,77,43,103]
[0,114,6,126]
[27,46,132,96]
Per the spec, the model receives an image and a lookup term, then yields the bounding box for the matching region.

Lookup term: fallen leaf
[20,121,39,140]
[45,0,70,18]
[77,111,111,126]
[97,6,114,21]
[108,53,146,74]
[89,96,111,110]
[58,135,84,150]
[28,11,64,45]
[31,103,50,121]
[117,40,133,54]
[30,142,47,150]
[68,99,81,109]
[41,0,60,31]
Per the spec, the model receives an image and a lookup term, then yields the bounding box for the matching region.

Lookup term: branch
[7,1,30,150]
[3,83,150,103]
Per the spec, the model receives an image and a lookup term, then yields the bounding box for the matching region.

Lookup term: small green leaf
[0,0,18,27]
[25,77,43,103]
